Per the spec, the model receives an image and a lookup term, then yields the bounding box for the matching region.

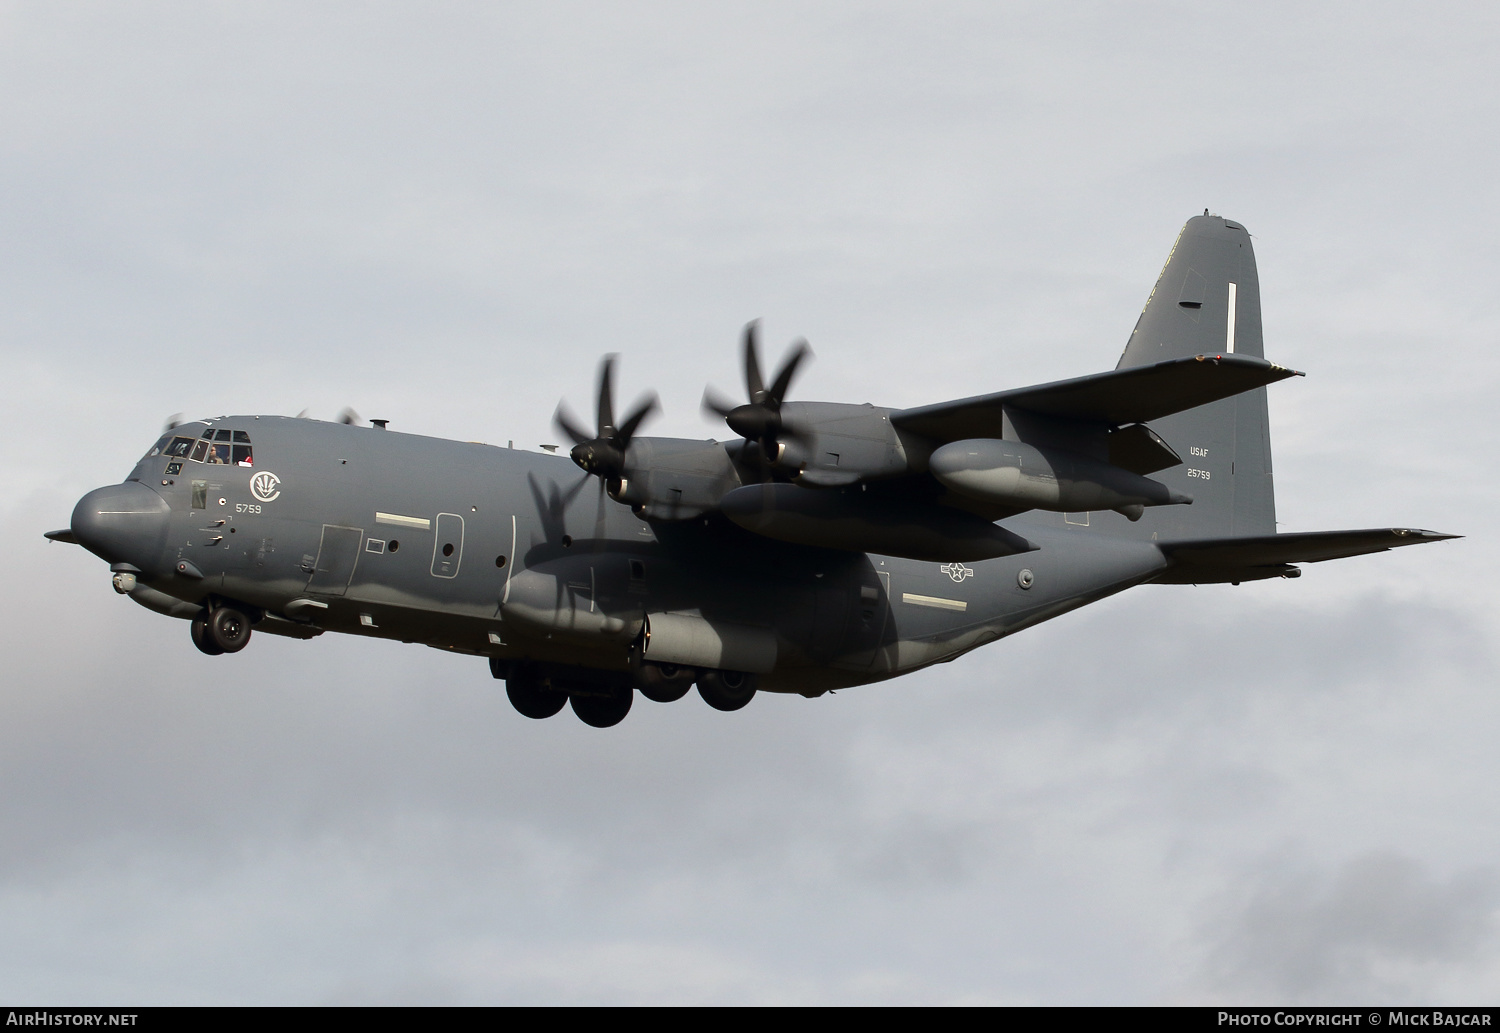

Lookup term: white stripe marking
[1226,281,1238,353]
[376,512,431,530]
[902,593,968,612]
[502,514,516,604]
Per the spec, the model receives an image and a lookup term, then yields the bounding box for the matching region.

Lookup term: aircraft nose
[71,482,171,567]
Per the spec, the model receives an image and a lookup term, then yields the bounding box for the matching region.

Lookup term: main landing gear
[490,658,758,726]
[190,603,253,655]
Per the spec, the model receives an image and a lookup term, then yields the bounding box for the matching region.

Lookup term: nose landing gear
[190,604,253,655]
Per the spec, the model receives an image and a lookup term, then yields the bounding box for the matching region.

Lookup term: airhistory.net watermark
[5,1014,137,1027]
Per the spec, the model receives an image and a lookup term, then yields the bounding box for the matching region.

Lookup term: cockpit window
[163,436,196,458]
[191,427,253,466]
[144,435,172,459]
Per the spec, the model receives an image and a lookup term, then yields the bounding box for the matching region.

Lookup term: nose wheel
[190,604,252,655]
[190,611,223,655]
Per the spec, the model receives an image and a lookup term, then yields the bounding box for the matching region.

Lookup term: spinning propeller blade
[702,320,812,469]
[553,354,658,487]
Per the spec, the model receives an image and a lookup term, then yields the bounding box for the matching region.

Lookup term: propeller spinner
[702,321,812,468]
[554,355,659,490]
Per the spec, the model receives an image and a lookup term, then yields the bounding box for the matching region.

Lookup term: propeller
[338,407,361,426]
[554,355,659,491]
[702,320,812,469]
[161,413,185,433]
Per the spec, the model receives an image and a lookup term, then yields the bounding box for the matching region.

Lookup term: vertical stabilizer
[1115,214,1276,540]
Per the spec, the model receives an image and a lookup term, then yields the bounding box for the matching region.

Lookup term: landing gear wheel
[506,666,567,720]
[698,670,757,712]
[570,683,633,728]
[634,662,696,703]
[190,611,224,656]
[208,606,252,653]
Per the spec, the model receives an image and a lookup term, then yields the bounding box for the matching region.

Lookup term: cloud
[2,0,1498,1005]
[1197,853,1500,1003]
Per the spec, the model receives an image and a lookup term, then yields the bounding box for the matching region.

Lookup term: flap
[893,353,1302,442]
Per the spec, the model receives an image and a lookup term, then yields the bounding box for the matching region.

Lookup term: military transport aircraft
[50,214,1456,727]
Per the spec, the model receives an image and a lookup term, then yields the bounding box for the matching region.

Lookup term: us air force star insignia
[940,562,974,583]
[250,471,282,503]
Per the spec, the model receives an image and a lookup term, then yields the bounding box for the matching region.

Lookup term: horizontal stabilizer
[1153,528,1459,584]
[894,353,1302,442]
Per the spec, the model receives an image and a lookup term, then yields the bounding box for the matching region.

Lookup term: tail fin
[1117,214,1276,540]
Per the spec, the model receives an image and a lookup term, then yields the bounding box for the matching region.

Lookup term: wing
[892,353,1302,442]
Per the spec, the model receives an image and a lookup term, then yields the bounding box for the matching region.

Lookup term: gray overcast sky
[2,1,1497,1004]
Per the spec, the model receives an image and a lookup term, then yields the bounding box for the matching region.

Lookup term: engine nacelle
[611,438,743,521]
[930,438,1191,519]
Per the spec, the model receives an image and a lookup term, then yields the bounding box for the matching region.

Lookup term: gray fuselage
[84,415,1169,696]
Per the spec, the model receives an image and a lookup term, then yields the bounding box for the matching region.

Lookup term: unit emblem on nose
[250,471,282,503]
[940,562,974,582]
